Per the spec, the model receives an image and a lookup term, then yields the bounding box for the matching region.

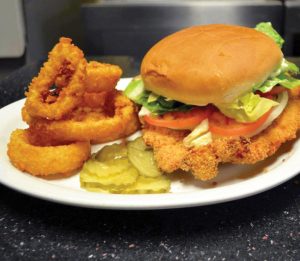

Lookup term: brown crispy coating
[143,88,300,180]
[7,129,91,176]
[25,37,87,120]
[24,92,140,144]
[85,61,122,93]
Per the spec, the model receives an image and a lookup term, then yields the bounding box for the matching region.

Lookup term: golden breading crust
[7,129,91,176]
[143,88,300,180]
[23,92,140,144]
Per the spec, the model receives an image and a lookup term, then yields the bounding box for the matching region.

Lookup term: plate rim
[0,156,299,210]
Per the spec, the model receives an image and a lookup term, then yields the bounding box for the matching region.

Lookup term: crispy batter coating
[80,90,117,116]
[25,37,87,120]
[7,129,91,176]
[81,91,109,108]
[85,61,122,92]
[24,92,140,144]
[9,38,139,178]
[143,89,300,180]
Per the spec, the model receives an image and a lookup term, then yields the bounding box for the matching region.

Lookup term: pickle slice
[128,136,148,150]
[122,176,171,194]
[80,169,118,183]
[127,137,162,177]
[83,186,109,194]
[81,183,124,194]
[95,143,127,162]
[81,167,139,190]
[82,158,131,178]
[80,137,172,194]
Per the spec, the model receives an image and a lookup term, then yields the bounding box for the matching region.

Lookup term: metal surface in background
[23,0,83,63]
[82,1,283,59]
[284,1,300,56]
[21,0,300,62]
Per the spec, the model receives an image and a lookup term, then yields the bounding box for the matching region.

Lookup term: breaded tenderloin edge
[142,88,300,180]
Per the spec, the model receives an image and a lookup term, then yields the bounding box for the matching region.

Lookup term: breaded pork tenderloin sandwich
[125,22,300,180]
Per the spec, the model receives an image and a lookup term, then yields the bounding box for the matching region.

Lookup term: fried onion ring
[24,92,140,144]
[85,61,122,92]
[80,90,117,116]
[82,91,109,108]
[25,37,87,120]
[7,129,91,176]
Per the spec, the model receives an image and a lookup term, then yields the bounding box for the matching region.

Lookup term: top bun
[141,24,283,105]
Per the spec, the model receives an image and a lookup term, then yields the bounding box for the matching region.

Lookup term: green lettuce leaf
[125,23,299,120]
[283,60,299,74]
[255,22,284,48]
[256,73,300,93]
[124,78,192,114]
[254,22,300,92]
[124,76,147,101]
[217,92,278,123]
[254,59,300,93]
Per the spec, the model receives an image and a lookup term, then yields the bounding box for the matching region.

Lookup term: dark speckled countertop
[0,58,299,261]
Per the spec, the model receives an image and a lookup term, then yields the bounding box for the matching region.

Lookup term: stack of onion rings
[7,37,140,177]
[24,92,139,144]
[80,61,122,115]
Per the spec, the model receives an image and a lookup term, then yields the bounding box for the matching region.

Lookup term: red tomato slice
[143,107,211,130]
[258,86,286,98]
[209,110,272,137]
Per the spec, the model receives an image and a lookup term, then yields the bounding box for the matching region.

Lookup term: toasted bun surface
[141,24,283,105]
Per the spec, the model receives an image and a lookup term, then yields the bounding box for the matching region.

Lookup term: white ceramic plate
[0,78,299,210]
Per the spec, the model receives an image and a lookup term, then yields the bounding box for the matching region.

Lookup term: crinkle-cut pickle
[127,137,162,178]
[80,137,171,194]
[82,158,131,178]
[122,176,171,194]
[81,166,138,188]
[94,143,127,161]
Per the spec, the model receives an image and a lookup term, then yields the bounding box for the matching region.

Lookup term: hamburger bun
[141,24,283,105]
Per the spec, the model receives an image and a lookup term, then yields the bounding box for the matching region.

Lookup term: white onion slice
[138,106,151,118]
[138,106,151,124]
[183,119,212,148]
[247,91,289,137]
[183,119,209,143]
[189,132,212,148]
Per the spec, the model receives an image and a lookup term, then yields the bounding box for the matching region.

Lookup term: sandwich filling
[125,22,300,147]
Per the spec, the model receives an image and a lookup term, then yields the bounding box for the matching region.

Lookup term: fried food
[8,37,140,179]
[79,90,117,117]
[143,89,300,180]
[81,91,109,108]
[85,61,122,92]
[24,92,140,144]
[25,37,87,120]
[7,129,91,176]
